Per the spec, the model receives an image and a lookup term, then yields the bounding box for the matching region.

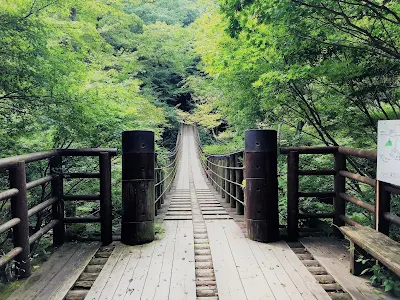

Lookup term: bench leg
[349,241,373,276]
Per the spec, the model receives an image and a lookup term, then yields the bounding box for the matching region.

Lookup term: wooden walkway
[9,242,100,300]
[9,126,394,300]
[86,126,331,300]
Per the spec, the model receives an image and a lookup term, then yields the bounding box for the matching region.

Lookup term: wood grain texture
[340,226,400,277]
[9,242,99,300]
[301,237,395,300]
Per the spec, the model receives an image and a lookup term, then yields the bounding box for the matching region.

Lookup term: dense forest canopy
[0,0,400,294]
[2,0,398,156]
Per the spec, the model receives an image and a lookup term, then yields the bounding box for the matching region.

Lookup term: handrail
[154,128,182,214]
[194,125,245,214]
[197,125,400,261]
[58,148,118,156]
[0,148,117,171]
[280,146,338,154]
[0,147,114,277]
[281,145,398,243]
[0,150,57,170]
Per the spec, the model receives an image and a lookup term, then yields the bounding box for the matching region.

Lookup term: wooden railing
[0,148,116,278]
[195,125,398,246]
[281,146,400,241]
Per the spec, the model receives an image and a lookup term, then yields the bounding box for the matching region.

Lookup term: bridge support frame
[121,131,155,245]
[245,130,279,242]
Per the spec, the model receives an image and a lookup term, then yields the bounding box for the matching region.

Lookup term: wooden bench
[340,225,400,277]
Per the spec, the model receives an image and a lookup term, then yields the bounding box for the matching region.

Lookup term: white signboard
[377,120,400,186]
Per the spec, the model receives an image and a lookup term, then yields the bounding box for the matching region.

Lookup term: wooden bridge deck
[9,126,393,300]
[86,127,331,300]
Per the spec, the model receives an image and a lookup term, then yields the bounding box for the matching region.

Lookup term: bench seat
[340,225,400,277]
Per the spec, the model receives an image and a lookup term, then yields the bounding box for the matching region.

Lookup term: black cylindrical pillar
[245,130,279,242]
[121,131,155,245]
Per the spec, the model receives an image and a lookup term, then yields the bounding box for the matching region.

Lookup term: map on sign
[377,120,400,186]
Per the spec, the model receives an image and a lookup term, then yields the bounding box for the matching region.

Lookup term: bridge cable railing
[194,126,245,215]
[0,148,116,278]
[154,129,182,215]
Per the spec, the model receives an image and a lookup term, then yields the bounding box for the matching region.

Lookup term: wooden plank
[340,226,400,277]
[169,225,196,299]
[9,243,78,300]
[177,220,193,228]
[96,246,133,299]
[220,220,275,300]
[201,211,229,215]
[168,207,192,211]
[47,241,100,299]
[142,221,178,300]
[301,237,392,300]
[84,242,125,299]
[203,215,231,220]
[270,241,331,300]
[109,246,143,299]
[206,220,248,300]
[167,211,193,215]
[256,241,306,300]
[165,216,193,220]
[116,242,156,299]
[248,239,303,300]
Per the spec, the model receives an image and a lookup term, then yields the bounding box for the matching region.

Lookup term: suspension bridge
[0,125,399,300]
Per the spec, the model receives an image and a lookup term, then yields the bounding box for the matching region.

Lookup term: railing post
[219,157,223,194]
[50,155,64,246]
[224,156,230,201]
[122,130,155,245]
[235,152,244,215]
[155,154,158,217]
[99,152,112,245]
[206,158,210,180]
[214,157,219,193]
[376,181,390,235]
[334,151,346,237]
[210,157,215,188]
[221,157,226,198]
[158,170,162,210]
[230,154,236,208]
[216,157,219,191]
[287,151,299,241]
[9,162,31,278]
[208,156,215,186]
[160,170,164,205]
[245,130,279,242]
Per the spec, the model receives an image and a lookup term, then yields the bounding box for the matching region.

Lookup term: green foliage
[0,0,201,285]
[124,0,202,26]
[190,0,400,230]
[358,257,400,296]
[155,223,165,240]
